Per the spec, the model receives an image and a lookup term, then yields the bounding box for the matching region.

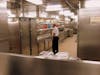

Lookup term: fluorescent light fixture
[26,0,43,5]
[65,17,70,21]
[46,5,62,11]
[51,15,55,18]
[64,10,74,17]
[59,10,64,15]
[40,12,48,18]
[27,12,36,17]
[20,12,36,17]
[51,15,59,20]
[64,10,70,14]
[85,1,100,8]
[55,16,59,20]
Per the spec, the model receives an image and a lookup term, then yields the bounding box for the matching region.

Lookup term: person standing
[52,24,59,55]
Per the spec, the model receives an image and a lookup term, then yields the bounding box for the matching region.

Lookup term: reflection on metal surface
[83,60,100,65]
[0,53,100,75]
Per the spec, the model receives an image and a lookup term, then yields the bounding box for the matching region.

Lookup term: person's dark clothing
[52,36,59,54]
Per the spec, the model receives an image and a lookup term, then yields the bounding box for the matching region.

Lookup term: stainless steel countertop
[0,52,100,75]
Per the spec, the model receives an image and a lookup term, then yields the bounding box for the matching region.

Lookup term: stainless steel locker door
[31,19,38,55]
[0,1,10,52]
[8,18,20,53]
[19,18,30,55]
[78,8,100,61]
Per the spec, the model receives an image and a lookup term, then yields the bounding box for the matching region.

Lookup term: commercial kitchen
[0,0,100,75]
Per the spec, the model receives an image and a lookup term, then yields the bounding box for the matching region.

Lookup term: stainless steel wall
[0,53,100,75]
[78,8,100,61]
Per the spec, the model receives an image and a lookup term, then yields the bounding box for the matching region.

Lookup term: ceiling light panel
[26,0,43,5]
[46,4,62,11]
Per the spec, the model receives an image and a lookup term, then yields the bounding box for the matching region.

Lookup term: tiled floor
[59,35,77,57]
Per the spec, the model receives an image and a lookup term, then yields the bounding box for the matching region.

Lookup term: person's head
[53,24,56,27]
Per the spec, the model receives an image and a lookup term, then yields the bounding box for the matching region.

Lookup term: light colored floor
[59,35,77,57]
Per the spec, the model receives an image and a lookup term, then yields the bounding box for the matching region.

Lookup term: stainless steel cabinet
[38,40,45,53]
[78,8,100,61]
[45,39,49,50]
[37,29,52,53]
[48,38,52,50]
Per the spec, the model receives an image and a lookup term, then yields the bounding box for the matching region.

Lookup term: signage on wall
[90,16,100,24]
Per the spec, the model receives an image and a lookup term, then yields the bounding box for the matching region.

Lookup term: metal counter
[59,31,65,41]
[0,53,100,75]
[37,29,52,53]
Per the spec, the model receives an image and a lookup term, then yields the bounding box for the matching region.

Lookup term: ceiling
[8,0,80,15]
[43,0,79,14]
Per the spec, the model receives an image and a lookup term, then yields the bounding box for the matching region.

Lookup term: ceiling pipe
[64,0,76,10]
[64,0,78,15]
